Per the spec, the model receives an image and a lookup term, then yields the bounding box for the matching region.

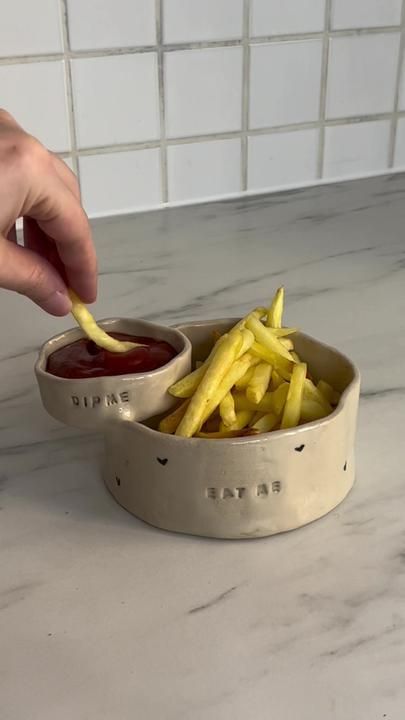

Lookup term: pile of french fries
[159,288,340,439]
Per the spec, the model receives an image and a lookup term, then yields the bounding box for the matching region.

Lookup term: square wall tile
[167,139,241,202]
[163,0,243,43]
[326,34,400,119]
[323,120,390,179]
[67,0,155,51]
[0,0,62,57]
[79,149,161,216]
[165,47,242,138]
[393,117,405,167]
[248,129,319,190]
[249,41,322,129]
[331,0,402,30]
[71,53,159,148]
[0,61,70,152]
[251,0,325,36]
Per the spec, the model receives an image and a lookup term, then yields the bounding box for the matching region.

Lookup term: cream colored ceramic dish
[36,318,360,539]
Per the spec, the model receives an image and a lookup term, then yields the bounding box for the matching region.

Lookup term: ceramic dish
[36,318,360,539]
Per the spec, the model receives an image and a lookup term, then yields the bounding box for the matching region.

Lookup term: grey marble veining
[1,175,405,719]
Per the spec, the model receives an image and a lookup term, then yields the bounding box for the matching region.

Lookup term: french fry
[317,379,340,406]
[300,398,329,423]
[201,353,258,425]
[250,411,265,426]
[247,315,295,363]
[246,363,272,405]
[266,287,284,328]
[234,391,272,413]
[176,332,243,437]
[234,384,288,415]
[219,392,237,427]
[220,409,254,432]
[270,370,284,389]
[250,342,292,380]
[251,307,268,320]
[235,328,255,358]
[281,362,307,429]
[158,400,189,434]
[279,338,294,351]
[291,351,301,363]
[177,327,251,400]
[270,383,289,415]
[232,307,267,334]
[272,327,297,338]
[235,366,255,389]
[196,428,259,439]
[69,290,144,353]
[304,379,332,413]
[252,412,278,432]
[169,335,227,398]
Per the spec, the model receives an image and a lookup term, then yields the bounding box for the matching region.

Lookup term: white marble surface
[1,175,405,719]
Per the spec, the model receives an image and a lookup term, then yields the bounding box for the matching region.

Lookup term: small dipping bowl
[35,318,192,430]
[36,318,360,539]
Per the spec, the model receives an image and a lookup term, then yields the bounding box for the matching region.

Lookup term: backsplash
[1,0,405,216]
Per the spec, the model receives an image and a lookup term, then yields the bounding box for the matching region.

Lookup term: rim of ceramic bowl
[117,329,361,447]
[35,317,192,385]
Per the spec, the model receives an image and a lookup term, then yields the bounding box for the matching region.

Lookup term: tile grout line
[156,0,168,204]
[241,0,251,191]
[70,111,405,157]
[0,25,403,67]
[59,0,80,181]
[388,0,405,167]
[317,0,332,178]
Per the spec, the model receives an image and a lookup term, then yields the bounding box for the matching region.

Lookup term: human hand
[0,109,97,315]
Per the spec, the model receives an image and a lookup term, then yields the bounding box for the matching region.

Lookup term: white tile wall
[167,139,241,202]
[250,40,323,129]
[394,118,405,167]
[71,53,159,148]
[0,0,63,57]
[67,0,156,51]
[251,0,325,37]
[326,34,400,119]
[79,149,161,216]
[323,120,390,179]
[164,0,244,43]
[165,47,243,138]
[0,0,405,217]
[248,129,319,190]
[0,61,70,152]
[331,0,402,30]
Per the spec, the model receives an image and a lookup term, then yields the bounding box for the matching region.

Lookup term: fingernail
[41,290,72,316]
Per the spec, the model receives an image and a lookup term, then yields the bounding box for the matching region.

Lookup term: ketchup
[47,333,177,379]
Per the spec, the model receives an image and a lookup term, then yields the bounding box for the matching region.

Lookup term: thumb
[0,236,72,316]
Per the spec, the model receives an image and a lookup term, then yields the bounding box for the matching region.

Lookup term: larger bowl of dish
[102,318,360,539]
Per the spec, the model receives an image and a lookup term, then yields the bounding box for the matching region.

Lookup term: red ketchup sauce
[46,333,178,379]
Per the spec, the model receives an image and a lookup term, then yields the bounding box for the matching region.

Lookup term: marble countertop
[1,175,405,720]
